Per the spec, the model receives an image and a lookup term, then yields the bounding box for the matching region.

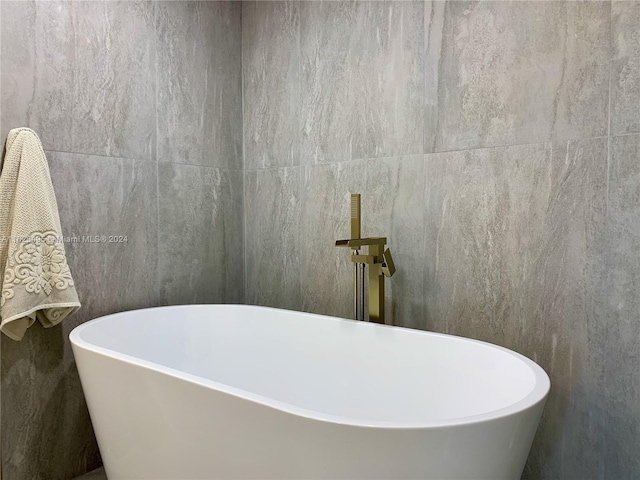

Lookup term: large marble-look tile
[600,134,640,478]
[433,1,609,152]
[245,167,300,310]
[424,139,607,479]
[156,1,242,168]
[611,1,640,136]
[49,152,159,321]
[242,1,299,170]
[72,1,156,160]
[300,161,366,318]
[1,333,102,479]
[363,156,426,329]
[0,0,34,142]
[158,163,243,305]
[0,1,156,159]
[0,0,74,151]
[532,139,607,480]
[2,151,158,479]
[300,1,424,163]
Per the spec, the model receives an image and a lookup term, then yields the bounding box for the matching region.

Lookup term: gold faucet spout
[335,237,387,249]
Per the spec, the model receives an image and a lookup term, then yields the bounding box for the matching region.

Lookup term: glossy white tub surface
[70,305,550,480]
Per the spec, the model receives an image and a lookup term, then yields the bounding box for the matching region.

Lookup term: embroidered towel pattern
[0,128,80,341]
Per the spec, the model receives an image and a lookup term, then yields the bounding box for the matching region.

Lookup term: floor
[75,467,107,480]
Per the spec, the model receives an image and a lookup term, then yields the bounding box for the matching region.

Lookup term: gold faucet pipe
[360,262,365,321]
[353,250,359,320]
[368,243,385,323]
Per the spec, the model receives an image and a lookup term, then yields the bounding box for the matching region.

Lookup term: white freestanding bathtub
[70,305,549,480]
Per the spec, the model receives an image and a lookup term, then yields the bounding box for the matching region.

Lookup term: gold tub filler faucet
[335,194,395,323]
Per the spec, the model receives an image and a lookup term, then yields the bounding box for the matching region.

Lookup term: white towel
[0,128,80,341]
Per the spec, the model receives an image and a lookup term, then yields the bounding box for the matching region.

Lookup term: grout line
[606,0,613,220]
[608,131,640,138]
[241,0,247,305]
[244,163,308,173]
[155,162,245,172]
[44,149,144,162]
[154,0,160,307]
[244,166,303,175]
[0,2,3,477]
[296,0,303,311]
[44,149,246,172]
[603,3,613,479]
[423,0,428,157]
[608,2,613,143]
[44,150,244,172]
[393,136,612,159]
[242,133,621,174]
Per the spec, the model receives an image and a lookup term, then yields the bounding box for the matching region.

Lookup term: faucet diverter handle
[381,248,396,277]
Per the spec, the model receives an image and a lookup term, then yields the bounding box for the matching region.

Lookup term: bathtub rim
[69,304,551,430]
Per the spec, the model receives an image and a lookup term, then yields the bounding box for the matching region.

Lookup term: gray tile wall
[1,0,638,479]
[602,134,640,478]
[0,1,243,479]
[242,1,640,479]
